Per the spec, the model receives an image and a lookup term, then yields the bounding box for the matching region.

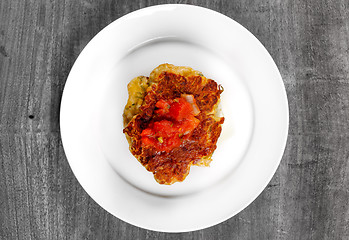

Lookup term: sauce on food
[141,96,200,152]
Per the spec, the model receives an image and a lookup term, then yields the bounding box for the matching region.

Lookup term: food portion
[123,64,224,185]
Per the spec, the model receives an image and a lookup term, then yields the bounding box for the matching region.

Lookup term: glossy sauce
[141,97,200,152]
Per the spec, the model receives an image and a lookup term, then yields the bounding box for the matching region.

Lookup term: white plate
[60,4,288,232]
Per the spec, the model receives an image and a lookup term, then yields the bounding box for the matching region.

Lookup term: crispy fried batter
[123,64,224,185]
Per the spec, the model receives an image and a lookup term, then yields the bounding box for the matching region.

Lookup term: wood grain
[1,0,349,239]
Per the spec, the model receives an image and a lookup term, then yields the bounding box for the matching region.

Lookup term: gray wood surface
[1,0,349,239]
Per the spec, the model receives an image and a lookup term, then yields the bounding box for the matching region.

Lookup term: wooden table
[1,0,348,239]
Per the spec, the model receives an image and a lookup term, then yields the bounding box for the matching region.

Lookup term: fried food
[123,64,224,184]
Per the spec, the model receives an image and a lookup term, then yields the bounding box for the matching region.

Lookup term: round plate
[60,4,288,232]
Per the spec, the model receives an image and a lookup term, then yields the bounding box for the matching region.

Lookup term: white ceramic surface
[60,4,289,232]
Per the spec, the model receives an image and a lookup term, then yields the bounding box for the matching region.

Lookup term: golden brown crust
[123,65,224,185]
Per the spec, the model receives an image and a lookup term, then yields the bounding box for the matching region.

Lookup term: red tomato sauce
[141,97,200,152]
